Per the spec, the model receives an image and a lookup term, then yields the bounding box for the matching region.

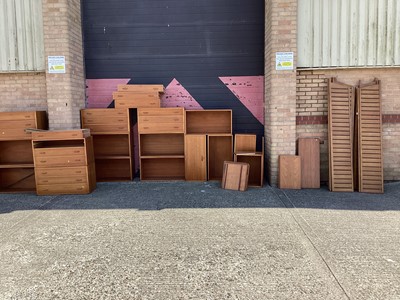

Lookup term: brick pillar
[264,0,297,186]
[42,0,85,129]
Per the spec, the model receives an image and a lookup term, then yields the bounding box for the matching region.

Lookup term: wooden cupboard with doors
[0,111,47,193]
[32,129,96,195]
[81,108,134,181]
[184,110,233,181]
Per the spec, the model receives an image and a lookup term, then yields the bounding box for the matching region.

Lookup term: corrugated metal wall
[0,0,45,72]
[298,0,400,68]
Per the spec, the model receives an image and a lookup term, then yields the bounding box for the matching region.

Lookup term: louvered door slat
[357,79,384,194]
[328,78,355,192]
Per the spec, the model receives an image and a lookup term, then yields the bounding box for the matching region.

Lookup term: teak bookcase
[32,129,96,195]
[185,110,233,181]
[81,108,134,181]
[234,134,264,187]
[0,111,47,193]
[138,107,185,180]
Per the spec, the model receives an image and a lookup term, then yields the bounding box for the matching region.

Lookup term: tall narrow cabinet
[0,111,47,193]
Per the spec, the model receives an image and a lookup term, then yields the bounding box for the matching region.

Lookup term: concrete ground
[0,181,399,300]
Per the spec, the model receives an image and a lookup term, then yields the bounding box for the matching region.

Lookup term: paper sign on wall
[48,56,66,74]
[276,52,294,70]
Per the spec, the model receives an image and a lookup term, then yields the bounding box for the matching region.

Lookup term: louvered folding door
[328,78,355,192]
[356,80,384,194]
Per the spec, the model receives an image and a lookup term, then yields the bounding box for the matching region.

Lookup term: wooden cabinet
[32,129,96,195]
[113,92,161,109]
[185,135,207,181]
[298,138,320,188]
[81,108,134,181]
[139,133,185,180]
[138,107,185,134]
[186,110,232,134]
[234,134,264,187]
[208,135,233,181]
[0,111,47,193]
[138,108,186,180]
[279,155,301,189]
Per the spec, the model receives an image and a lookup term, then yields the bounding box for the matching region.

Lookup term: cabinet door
[185,135,206,181]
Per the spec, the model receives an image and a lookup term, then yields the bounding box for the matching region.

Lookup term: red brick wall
[0,73,47,112]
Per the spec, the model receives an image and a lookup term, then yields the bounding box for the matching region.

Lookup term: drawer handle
[74,150,80,153]
[75,171,82,174]
[42,180,48,183]
[40,160,47,163]
[39,152,46,155]
[42,172,48,175]
[76,179,83,182]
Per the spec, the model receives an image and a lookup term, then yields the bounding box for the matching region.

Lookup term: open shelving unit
[0,111,47,193]
[81,108,134,181]
[234,134,264,187]
[138,108,185,180]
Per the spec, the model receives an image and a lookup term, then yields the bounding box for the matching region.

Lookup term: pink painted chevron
[86,78,131,108]
[161,78,203,110]
[219,76,264,125]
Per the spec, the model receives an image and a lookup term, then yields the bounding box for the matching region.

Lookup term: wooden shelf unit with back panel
[0,111,47,193]
[81,108,134,181]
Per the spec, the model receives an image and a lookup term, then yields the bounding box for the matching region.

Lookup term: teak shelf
[32,129,96,195]
[81,108,134,181]
[138,108,185,180]
[186,110,232,134]
[234,134,264,187]
[0,111,47,193]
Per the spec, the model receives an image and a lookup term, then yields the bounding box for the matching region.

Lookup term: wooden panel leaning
[298,138,320,188]
[356,79,384,194]
[0,111,47,193]
[32,129,96,195]
[278,155,301,189]
[328,78,355,192]
[221,161,249,191]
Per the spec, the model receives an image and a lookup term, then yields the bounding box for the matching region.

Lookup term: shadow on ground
[0,181,399,214]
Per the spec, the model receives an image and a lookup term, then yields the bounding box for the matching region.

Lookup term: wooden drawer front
[36,183,90,195]
[35,154,86,167]
[0,128,31,140]
[138,120,184,133]
[0,111,35,121]
[34,147,85,157]
[35,166,87,178]
[36,174,88,185]
[138,108,183,117]
[33,131,89,141]
[0,120,37,130]
[81,109,128,119]
[82,115,128,126]
[115,98,160,109]
[82,123,129,133]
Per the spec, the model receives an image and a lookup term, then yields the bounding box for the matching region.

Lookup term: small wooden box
[113,92,161,109]
[279,155,301,189]
[221,161,249,191]
[138,107,185,134]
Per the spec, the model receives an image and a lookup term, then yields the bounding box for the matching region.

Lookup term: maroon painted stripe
[297,115,400,125]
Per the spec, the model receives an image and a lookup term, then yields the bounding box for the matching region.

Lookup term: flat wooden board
[279,155,301,189]
[298,138,320,188]
[221,161,249,191]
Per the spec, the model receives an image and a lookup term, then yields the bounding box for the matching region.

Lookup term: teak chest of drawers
[32,129,96,195]
[0,111,47,193]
